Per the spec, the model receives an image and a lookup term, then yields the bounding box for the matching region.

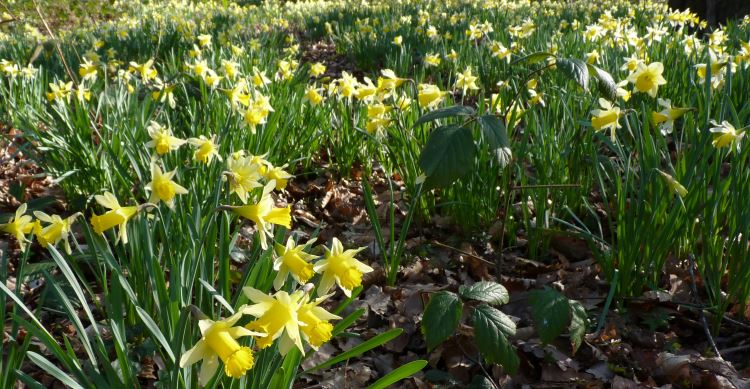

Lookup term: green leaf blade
[472,304,519,374]
[418,125,475,188]
[528,287,571,344]
[459,281,509,305]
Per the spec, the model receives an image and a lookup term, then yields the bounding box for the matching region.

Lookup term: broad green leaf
[414,105,475,127]
[304,328,403,373]
[367,360,428,389]
[556,58,589,91]
[472,304,519,373]
[421,291,462,350]
[418,125,475,188]
[569,300,588,354]
[477,114,512,167]
[511,51,555,66]
[459,281,509,305]
[528,287,571,344]
[587,64,617,101]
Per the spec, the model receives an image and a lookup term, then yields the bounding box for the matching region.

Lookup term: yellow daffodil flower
[709,120,744,153]
[242,288,305,354]
[188,135,221,164]
[33,211,81,254]
[310,62,326,77]
[297,293,340,349]
[90,192,139,244]
[651,98,691,135]
[224,180,291,250]
[627,62,667,98]
[1,203,35,251]
[417,83,447,109]
[145,163,188,208]
[264,165,293,190]
[273,238,318,290]
[145,121,186,156]
[179,311,264,385]
[225,155,263,204]
[313,237,373,297]
[455,67,479,94]
[591,98,621,141]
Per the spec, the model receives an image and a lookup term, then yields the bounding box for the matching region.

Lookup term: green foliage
[529,287,588,349]
[421,291,463,350]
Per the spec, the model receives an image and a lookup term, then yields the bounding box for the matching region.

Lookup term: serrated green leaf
[587,64,617,101]
[511,51,555,66]
[459,281,509,305]
[421,291,462,350]
[472,304,518,373]
[414,105,475,127]
[418,125,475,188]
[367,360,427,389]
[569,300,588,354]
[529,287,571,344]
[556,58,589,91]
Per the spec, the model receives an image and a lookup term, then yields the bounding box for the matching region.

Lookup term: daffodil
[188,135,221,164]
[78,59,98,82]
[0,203,34,251]
[145,163,188,208]
[297,294,340,349]
[455,67,479,94]
[651,99,691,135]
[709,120,745,153]
[264,165,293,190]
[310,62,326,77]
[90,192,139,244]
[33,211,81,254]
[224,180,291,250]
[627,62,667,98]
[179,311,264,385]
[225,155,263,203]
[313,237,373,297]
[128,59,158,81]
[241,288,305,354]
[145,121,186,156]
[590,98,621,141]
[273,238,318,290]
[424,53,441,67]
[417,83,447,109]
[303,85,324,105]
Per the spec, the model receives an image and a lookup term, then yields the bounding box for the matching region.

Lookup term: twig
[687,253,722,359]
[431,240,495,266]
[32,0,78,87]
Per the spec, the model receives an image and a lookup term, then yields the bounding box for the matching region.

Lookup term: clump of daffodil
[627,61,667,98]
[590,98,622,141]
[145,121,186,156]
[709,120,745,153]
[297,292,341,349]
[46,80,74,103]
[0,203,34,251]
[224,154,263,204]
[179,310,264,385]
[90,192,140,244]
[418,83,447,109]
[221,180,291,250]
[145,162,188,208]
[651,99,692,135]
[128,59,158,82]
[241,288,306,354]
[273,237,318,290]
[33,211,81,254]
[188,135,221,164]
[656,169,688,198]
[313,237,373,297]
